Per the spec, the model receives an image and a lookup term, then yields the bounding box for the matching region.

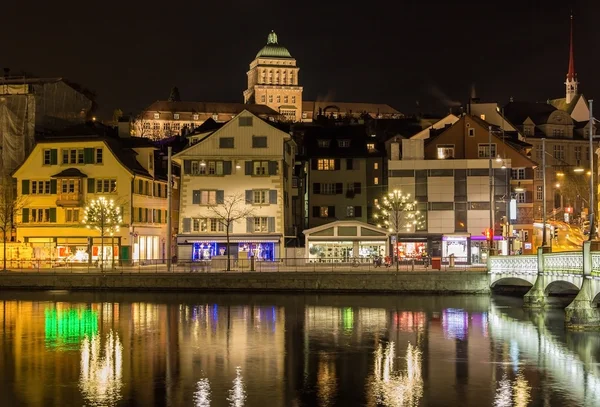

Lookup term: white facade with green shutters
[173,110,295,262]
[12,133,169,264]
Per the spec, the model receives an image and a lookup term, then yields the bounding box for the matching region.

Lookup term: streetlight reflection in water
[370,341,423,407]
[79,330,123,406]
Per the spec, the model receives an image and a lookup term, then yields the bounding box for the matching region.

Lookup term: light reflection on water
[0,294,599,406]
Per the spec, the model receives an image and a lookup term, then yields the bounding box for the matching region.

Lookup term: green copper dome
[255,31,292,59]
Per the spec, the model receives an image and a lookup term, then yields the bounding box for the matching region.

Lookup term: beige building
[133,101,279,140]
[243,31,303,122]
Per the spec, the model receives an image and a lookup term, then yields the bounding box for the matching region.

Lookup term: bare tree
[134,110,153,139]
[207,194,256,271]
[0,176,26,271]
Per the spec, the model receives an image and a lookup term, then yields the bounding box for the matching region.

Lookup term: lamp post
[488,126,495,255]
[588,100,595,241]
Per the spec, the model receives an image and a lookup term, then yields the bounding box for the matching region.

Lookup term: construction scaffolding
[0,77,94,175]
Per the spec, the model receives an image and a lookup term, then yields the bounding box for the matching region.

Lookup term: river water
[0,291,598,407]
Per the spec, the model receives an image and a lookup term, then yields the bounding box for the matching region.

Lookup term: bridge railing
[543,251,583,274]
[591,253,600,277]
[488,255,537,274]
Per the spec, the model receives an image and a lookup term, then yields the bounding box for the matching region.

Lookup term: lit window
[317,159,335,170]
[193,114,199,120]
[374,162,379,170]
[477,144,496,158]
[346,206,355,217]
[173,113,180,120]
[367,143,375,151]
[254,217,268,232]
[374,177,379,185]
[437,144,455,159]
[153,113,160,119]
[319,206,329,218]
[480,114,486,120]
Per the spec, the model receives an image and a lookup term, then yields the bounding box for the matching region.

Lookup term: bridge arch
[545,280,580,296]
[490,277,534,289]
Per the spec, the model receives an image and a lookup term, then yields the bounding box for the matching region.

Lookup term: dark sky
[2,0,598,119]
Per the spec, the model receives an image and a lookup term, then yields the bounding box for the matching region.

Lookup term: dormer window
[174,113,180,120]
[317,139,331,148]
[338,140,350,148]
[153,113,160,119]
[366,143,376,151]
[193,114,199,120]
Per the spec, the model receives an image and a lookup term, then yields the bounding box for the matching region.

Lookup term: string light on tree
[374,190,425,272]
[83,197,122,270]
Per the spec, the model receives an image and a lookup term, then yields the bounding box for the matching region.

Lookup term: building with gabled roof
[173,110,296,263]
[12,121,174,265]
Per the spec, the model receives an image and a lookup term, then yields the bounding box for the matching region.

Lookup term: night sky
[3,0,599,119]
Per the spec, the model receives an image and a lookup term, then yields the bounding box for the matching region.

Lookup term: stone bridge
[488,243,600,329]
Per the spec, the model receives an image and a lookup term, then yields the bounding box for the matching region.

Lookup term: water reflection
[79,330,123,406]
[194,378,211,407]
[370,342,423,407]
[0,294,599,406]
[227,366,246,407]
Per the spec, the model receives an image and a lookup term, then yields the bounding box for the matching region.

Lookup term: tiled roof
[51,168,88,178]
[549,94,583,114]
[37,122,153,178]
[143,101,279,116]
[503,101,557,125]
[302,101,401,115]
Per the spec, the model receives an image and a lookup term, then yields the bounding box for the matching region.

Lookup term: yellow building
[12,122,171,265]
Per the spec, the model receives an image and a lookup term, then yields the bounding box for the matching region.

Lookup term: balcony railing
[56,192,83,207]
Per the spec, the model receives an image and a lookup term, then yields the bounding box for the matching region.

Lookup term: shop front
[57,237,89,263]
[303,221,389,263]
[177,235,281,262]
[442,235,470,263]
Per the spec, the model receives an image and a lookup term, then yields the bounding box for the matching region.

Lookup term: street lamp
[588,99,595,241]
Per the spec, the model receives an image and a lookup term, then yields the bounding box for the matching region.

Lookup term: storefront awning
[182,236,281,244]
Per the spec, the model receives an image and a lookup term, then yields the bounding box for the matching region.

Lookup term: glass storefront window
[308,241,354,262]
[239,243,274,261]
[192,242,217,260]
[442,237,468,260]
[396,242,426,259]
[359,242,386,258]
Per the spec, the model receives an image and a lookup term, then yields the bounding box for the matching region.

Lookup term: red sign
[565,207,573,213]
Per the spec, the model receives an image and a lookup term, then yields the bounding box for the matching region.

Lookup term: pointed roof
[567,13,576,81]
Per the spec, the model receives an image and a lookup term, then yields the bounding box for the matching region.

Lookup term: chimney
[118,116,131,138]
[391,141,400,161]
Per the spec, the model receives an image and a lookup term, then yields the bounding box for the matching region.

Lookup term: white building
[173,110,295,262]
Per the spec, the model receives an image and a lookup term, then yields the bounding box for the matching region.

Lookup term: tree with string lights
[374,190,425,271]
[83,197,122,270]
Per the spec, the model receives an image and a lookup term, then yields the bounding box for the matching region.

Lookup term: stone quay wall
[0,271,490,294]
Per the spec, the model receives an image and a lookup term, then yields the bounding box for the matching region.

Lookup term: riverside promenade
[0,270,490,294]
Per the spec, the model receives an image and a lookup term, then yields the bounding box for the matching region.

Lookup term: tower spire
[565,12,578,104]
[567,12,575,80]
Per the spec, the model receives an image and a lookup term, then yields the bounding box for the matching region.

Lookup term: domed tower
[243,31,303,122]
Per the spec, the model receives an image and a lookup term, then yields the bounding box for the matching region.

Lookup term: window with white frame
[30,208,51,223]
[253,161,269,175]
[43,149,52,165]
[199,190,217,205]
[96,179,117,193]
[174,113,180,120]
[536,186,543,201]
[253,190,267,204]
[337,139,350,148]
[153,113,160,119]
[193,114,199,120]
[535,168,543,180]
[96,148,103,164]
[437,144,455,159]
[62,149,84,164]
[477,143,496,158]
[254,217,268,232]
[346,206,355,217]
[31,180,51,195]
[65,208,80,223]
[61,179,76,193]
[511,168,526,179]
[516,192,526,203]
[575,146,582,166]
[321,183,336,195]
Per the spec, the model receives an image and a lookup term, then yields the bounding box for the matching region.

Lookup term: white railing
[592,253,600,276]
[488,255,537,274]
[543,252,583,274]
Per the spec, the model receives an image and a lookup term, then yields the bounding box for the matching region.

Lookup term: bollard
[250,255,255,272]
[449,254,455,268]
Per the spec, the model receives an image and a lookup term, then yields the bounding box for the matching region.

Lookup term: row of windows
[260,95,297,104]
[389,168,515,178]
[183,160,279,177]
[133,207,168,223]
[22,178,167,197]
[153,113,202,120]
[216,134,267,148]
[182,217,275,233]
[312,206,363,218]
[135,179,168,197]
[436,143,497,159]
[312,182,362,195]
[42,148,103,166]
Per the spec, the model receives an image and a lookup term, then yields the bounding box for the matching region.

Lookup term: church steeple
[565,12,578,104]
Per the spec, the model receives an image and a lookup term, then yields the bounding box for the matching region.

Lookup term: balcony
[56,192,84,207]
